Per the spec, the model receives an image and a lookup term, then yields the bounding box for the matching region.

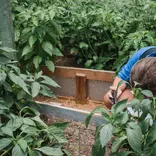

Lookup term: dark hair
[130,57,156,95]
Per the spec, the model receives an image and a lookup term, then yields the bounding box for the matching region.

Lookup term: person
[104,46,156,109]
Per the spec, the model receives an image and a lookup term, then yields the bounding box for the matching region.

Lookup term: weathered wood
[75,73,87,104]
[42,66,115,82]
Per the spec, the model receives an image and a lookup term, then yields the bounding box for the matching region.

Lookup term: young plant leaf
[45,60,55,72]
[31,82,40,97]
[42,41,53,56]
[29,35,37,47]
[0,138,12,151]
[12,144,26,156]
[33,56,42,69]
[36,146,63,156]
[100,124,113,148]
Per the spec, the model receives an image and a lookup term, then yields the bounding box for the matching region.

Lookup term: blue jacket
[118,46,156,81]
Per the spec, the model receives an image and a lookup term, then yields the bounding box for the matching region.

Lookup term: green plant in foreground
[86,87,156,156]
[0,45,69,155]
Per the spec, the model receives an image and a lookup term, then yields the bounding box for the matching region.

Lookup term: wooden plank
[75,73,87,104]
[42,66,115,82]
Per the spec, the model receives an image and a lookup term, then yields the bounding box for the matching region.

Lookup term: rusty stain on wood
[42,66,114,82]
[75,73,87,104]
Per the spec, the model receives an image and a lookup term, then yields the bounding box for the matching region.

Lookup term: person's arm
[104,76,126,109]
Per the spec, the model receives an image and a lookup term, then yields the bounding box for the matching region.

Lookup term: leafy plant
[12,0,63,72]
[86,86,156,156]
[0,44,69,155]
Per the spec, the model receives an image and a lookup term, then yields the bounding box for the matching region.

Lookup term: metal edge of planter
[37,101,108,126]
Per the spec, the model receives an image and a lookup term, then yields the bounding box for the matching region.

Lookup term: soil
[35,96,108,112]
[41,114,111,156]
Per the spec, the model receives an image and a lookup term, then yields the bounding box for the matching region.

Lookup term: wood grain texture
[75,73,87,104]
[42,66,115,82]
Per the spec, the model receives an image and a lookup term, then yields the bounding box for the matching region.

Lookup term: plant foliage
[86,87,156,156]
[0,44,68,155]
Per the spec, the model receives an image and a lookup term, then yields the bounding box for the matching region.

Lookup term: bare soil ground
[41,115,111,156]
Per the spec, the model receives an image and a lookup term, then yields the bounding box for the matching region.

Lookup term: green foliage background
[12,0,156,71]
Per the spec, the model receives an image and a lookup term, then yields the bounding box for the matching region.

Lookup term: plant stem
[1,146,13,156]
[85,32,97,56]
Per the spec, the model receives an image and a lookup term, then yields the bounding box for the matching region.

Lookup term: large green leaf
[29,150,42,156]
[111,136,127,153]
[45,60,55,72]
[141,90,153,98]
[0,72,7,85]
[9,72,30,94]
[22,45,33,57]
[23,118,36,126]
[0,138,12,151]
[117,151,134,156]
[41,75,60,88]
[111,99,128,115]
[6,117,23,131]
[12,144,26,156]
[146,121,156,146]
[100,124,113,148]
[40,85,56,97]
[126,122,142,153]
[53,48,63,56]
[29,35,37,47]
[18,138,27,152]
[32,116,47,129]
[114,112,129,124]
[36,146,63,156]
[21,125,39,135]
[33,56,42,69]
[85,106,109,127]
[42,41,53,56]
[31,82,40,97]
[1,126,13,137]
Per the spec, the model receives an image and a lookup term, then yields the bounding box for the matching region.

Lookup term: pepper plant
[0,45,69,155]
[86,86,156,156]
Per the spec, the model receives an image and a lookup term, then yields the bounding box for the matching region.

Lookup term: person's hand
[108,86,122,104]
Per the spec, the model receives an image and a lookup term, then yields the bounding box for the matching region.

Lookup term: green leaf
[33,56,42,69]
[85,106,109,127]
[146,121,156,146]
[6,117,23,131]
[141,90,153,98]
[42,41,53,56]
[48,126,67,143]
[45,60,55,72]
[12,144,26,156]
[41,75,60,88]
[117,151,134,156]
[21,125,39,135]
[18,138,27,152]
[29,35,37,47]
[29,150,42,156]
[51,122,69,130]
[0,72,7,85]
[53,48,63,56]
[70,47,78,54]
[0,47,16,53]
[40,85,56,97]
[23,118,36,126]
[0,138,12,151]
[36,146,63,156]
[9,72,30,94]
[111,136,127,153]
[32,116,47,129]
[85,60,93,67]
[0,56,10,64]
[79,42,88,49]
[139,119,150,135]
[100,124,113,148]
[1,126,13,137]
[22,45,33,57]
[92,131,106,156]
[111,99,128,115]
[114,112,129,124]
[31,82,40,97]
[126,122,142,153]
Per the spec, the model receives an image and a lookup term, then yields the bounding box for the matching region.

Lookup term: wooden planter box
[42,66,115,102]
